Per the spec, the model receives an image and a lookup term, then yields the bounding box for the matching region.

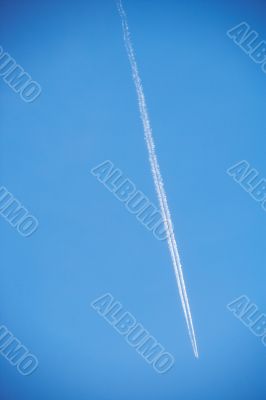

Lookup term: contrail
[116,0,199,358]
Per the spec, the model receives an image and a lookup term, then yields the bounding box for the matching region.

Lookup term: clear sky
[1,0,266,399]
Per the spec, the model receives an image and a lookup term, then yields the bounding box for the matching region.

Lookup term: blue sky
[1,0,266,399]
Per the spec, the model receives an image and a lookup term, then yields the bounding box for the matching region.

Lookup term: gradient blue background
[1,0,266,398]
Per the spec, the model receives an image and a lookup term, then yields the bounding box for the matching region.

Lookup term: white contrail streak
[116,0,199,358]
